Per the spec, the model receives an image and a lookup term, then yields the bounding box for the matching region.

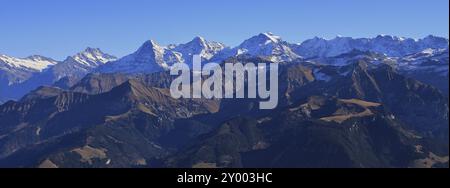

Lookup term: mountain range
[1,48,116,102]
[0,33,448,168]
[2,33,448,103]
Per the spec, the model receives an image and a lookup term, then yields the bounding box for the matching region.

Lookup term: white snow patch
[0,55,57,71]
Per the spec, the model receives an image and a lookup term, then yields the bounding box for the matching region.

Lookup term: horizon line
[1,33,449,61]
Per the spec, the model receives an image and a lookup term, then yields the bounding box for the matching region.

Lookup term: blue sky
[0,0,448,60]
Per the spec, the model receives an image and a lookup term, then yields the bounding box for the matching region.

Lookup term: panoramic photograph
[0,0,448,182]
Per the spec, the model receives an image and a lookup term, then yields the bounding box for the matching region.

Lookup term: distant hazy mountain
[0,48,116,102]
[1,54,58,102]
[291,35,449,58]
[52,47,117,81]
[0,54,58,85]
[27,47,116,88]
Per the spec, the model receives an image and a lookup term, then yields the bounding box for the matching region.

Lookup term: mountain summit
[292,35,449,58]
[70,47,116,67]
[1,33,449,103]
[97,40,183,74]
[1,48,116,101]
[171,36,226,65]
[212,32,301,63]
[98,37,226,74]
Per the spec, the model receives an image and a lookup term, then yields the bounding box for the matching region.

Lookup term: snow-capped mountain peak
[258,32,282,43]
[134,40,163,57]
[260,32,281,42]
[70,47,117,67]
[374,34,407,41]
[0,54,58,87]
[191,36,207,46]
[230,32,301,62]
[25,55,57,63]
[294,35,449,58]
[97,39,184,74]
[172,36,226,64]
[0,54,57,72]
[240,32,282,48]
[29,47,118,84]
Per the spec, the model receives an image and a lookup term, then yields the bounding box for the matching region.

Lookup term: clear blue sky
[0,0,448,60]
